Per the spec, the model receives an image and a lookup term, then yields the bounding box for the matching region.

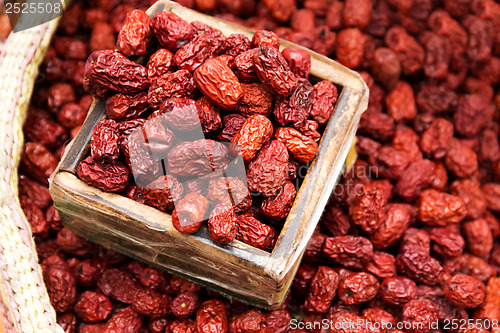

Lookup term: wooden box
[49,0,368,309]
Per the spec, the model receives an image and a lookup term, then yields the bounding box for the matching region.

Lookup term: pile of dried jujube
[78,7,338,249]
[15,0,500,331]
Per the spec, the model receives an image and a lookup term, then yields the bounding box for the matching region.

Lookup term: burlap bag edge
[0,18,64,333]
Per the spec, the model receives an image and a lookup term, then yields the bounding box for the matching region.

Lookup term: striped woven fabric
[0,17,63,333]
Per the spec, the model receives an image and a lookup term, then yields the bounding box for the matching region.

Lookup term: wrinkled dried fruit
[195,57,244,110]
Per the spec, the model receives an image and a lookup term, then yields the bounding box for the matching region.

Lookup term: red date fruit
[295,119,321,142]
[98,268,141,304]
[274,78,314,127]
[428,226,465,258]
[74,259,104,287]
[310,80,338,125]
[172,192,209,234]
[231,114,273,161]
[321,206,351,237]
[77,156,130,193]
[208,203,238,245]
[206,177,252,213]
[191,21,227,46]
[144,175,184,212]
[418,189,467,226]
[401,228,431,253]
[483,183,500,212]
[419,118,454,159]
[117,118,146,136]
[323,236,374,269]
[19,175,52,210]
[251,29,281,49]
[196,299,228,333]
[233,48,260,82]
[282,47,311,78]
[369,146,410,180]
[102,307,143,333]
[379,276,417,306]
[84,50,148,98]
[338,272,379,305]
[74,291,112,323]
[303,233,327,266]
[167,140,230,178]
[365,251,397,279]
[304,266,340,313]
[370,48,401,90]
[116,9,150,57]
[265,310,292,333]
[90,119,120,163]
[222,33,251,57]
[56,228,97,257]
[402,300,438,333]
[444,139,479,178]
[105,92,149,121]
[254,46,298,97]
[132,289,171,318]
[385,81,417,122]
[370,203,415,249]
[89,21,116,53]
[236,83,274,117]
[454,94,487,138]
[148,70,197,109]
[247,140,289,197]
[336,28,366,69]
[54,36,89,61]
[229,310,268,333]
[195,57,244,110]
[443,250,496,282]
[350,180,392,234]
[218,114,246,142]
[139,267,166,290]
[197,97,223,134]
[140,115,176,154]
[58,312,76,333]
[293,264,317,297]
[172,292,199,319]
[274,127,318,163]
[385,26,425,75]
[21,142,58,185]
[174,34,221,72]
[359,110,395,141]
[462,218,493,257]
[396,244,443,285]
[24,113,68,149]
[261,180,296,221]
[170,319,198,333]
[443,273,485,309]
[45,266,77,312]
[343,0,372,29]
[47,83,76,112]
[236,213,275,250]
[149,318,168,333]
[395,159,435,202]
[150,12,194,51]
[287,160,300,181]
[20,196,48,237]
[156,97,203,133]
[57,103,87,130]
[147,49,175,82]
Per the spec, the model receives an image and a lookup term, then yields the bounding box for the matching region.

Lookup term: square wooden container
[49,0,368,309]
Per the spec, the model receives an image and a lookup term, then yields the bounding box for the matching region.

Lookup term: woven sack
[0,18,63,333]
